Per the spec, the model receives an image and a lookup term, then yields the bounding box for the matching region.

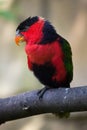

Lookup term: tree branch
[0,86,87,125]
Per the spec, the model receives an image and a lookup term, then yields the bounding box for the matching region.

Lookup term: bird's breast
[25,43,56,65]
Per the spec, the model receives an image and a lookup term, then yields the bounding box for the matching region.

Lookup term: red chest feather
[26,41,67,83]
[25,41,61,64]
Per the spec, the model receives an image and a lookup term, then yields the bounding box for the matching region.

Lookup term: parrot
[15,16,73,118]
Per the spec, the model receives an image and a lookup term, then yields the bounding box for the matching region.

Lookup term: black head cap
[16,16,39,32]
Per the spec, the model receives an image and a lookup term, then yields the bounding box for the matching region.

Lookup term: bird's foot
[37,86,50,99]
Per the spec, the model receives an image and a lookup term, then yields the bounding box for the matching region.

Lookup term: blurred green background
[0,0,87,130]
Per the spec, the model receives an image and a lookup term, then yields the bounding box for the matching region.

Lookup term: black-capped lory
[15,16,73,118]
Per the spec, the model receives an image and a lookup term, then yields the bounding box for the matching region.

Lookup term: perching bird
[15,16,73,118]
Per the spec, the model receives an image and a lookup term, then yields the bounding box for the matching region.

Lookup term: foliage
[0,10,16,21]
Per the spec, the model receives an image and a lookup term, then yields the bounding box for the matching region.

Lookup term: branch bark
[0,86,87,125]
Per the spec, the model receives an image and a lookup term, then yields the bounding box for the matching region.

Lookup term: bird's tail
[53,84,70,118]
[54,111,70,118]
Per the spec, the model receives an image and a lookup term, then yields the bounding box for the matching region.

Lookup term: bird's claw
[37,86,49,99]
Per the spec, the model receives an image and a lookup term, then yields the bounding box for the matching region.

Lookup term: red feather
[26,40,66,82]
[21,18,44,44]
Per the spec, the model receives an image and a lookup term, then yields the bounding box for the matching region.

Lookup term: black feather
[16,16,39,32]
[40,21,58,44]
[32,63,70,88]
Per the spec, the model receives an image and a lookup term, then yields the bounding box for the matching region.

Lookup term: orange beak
[15,35,25,46]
